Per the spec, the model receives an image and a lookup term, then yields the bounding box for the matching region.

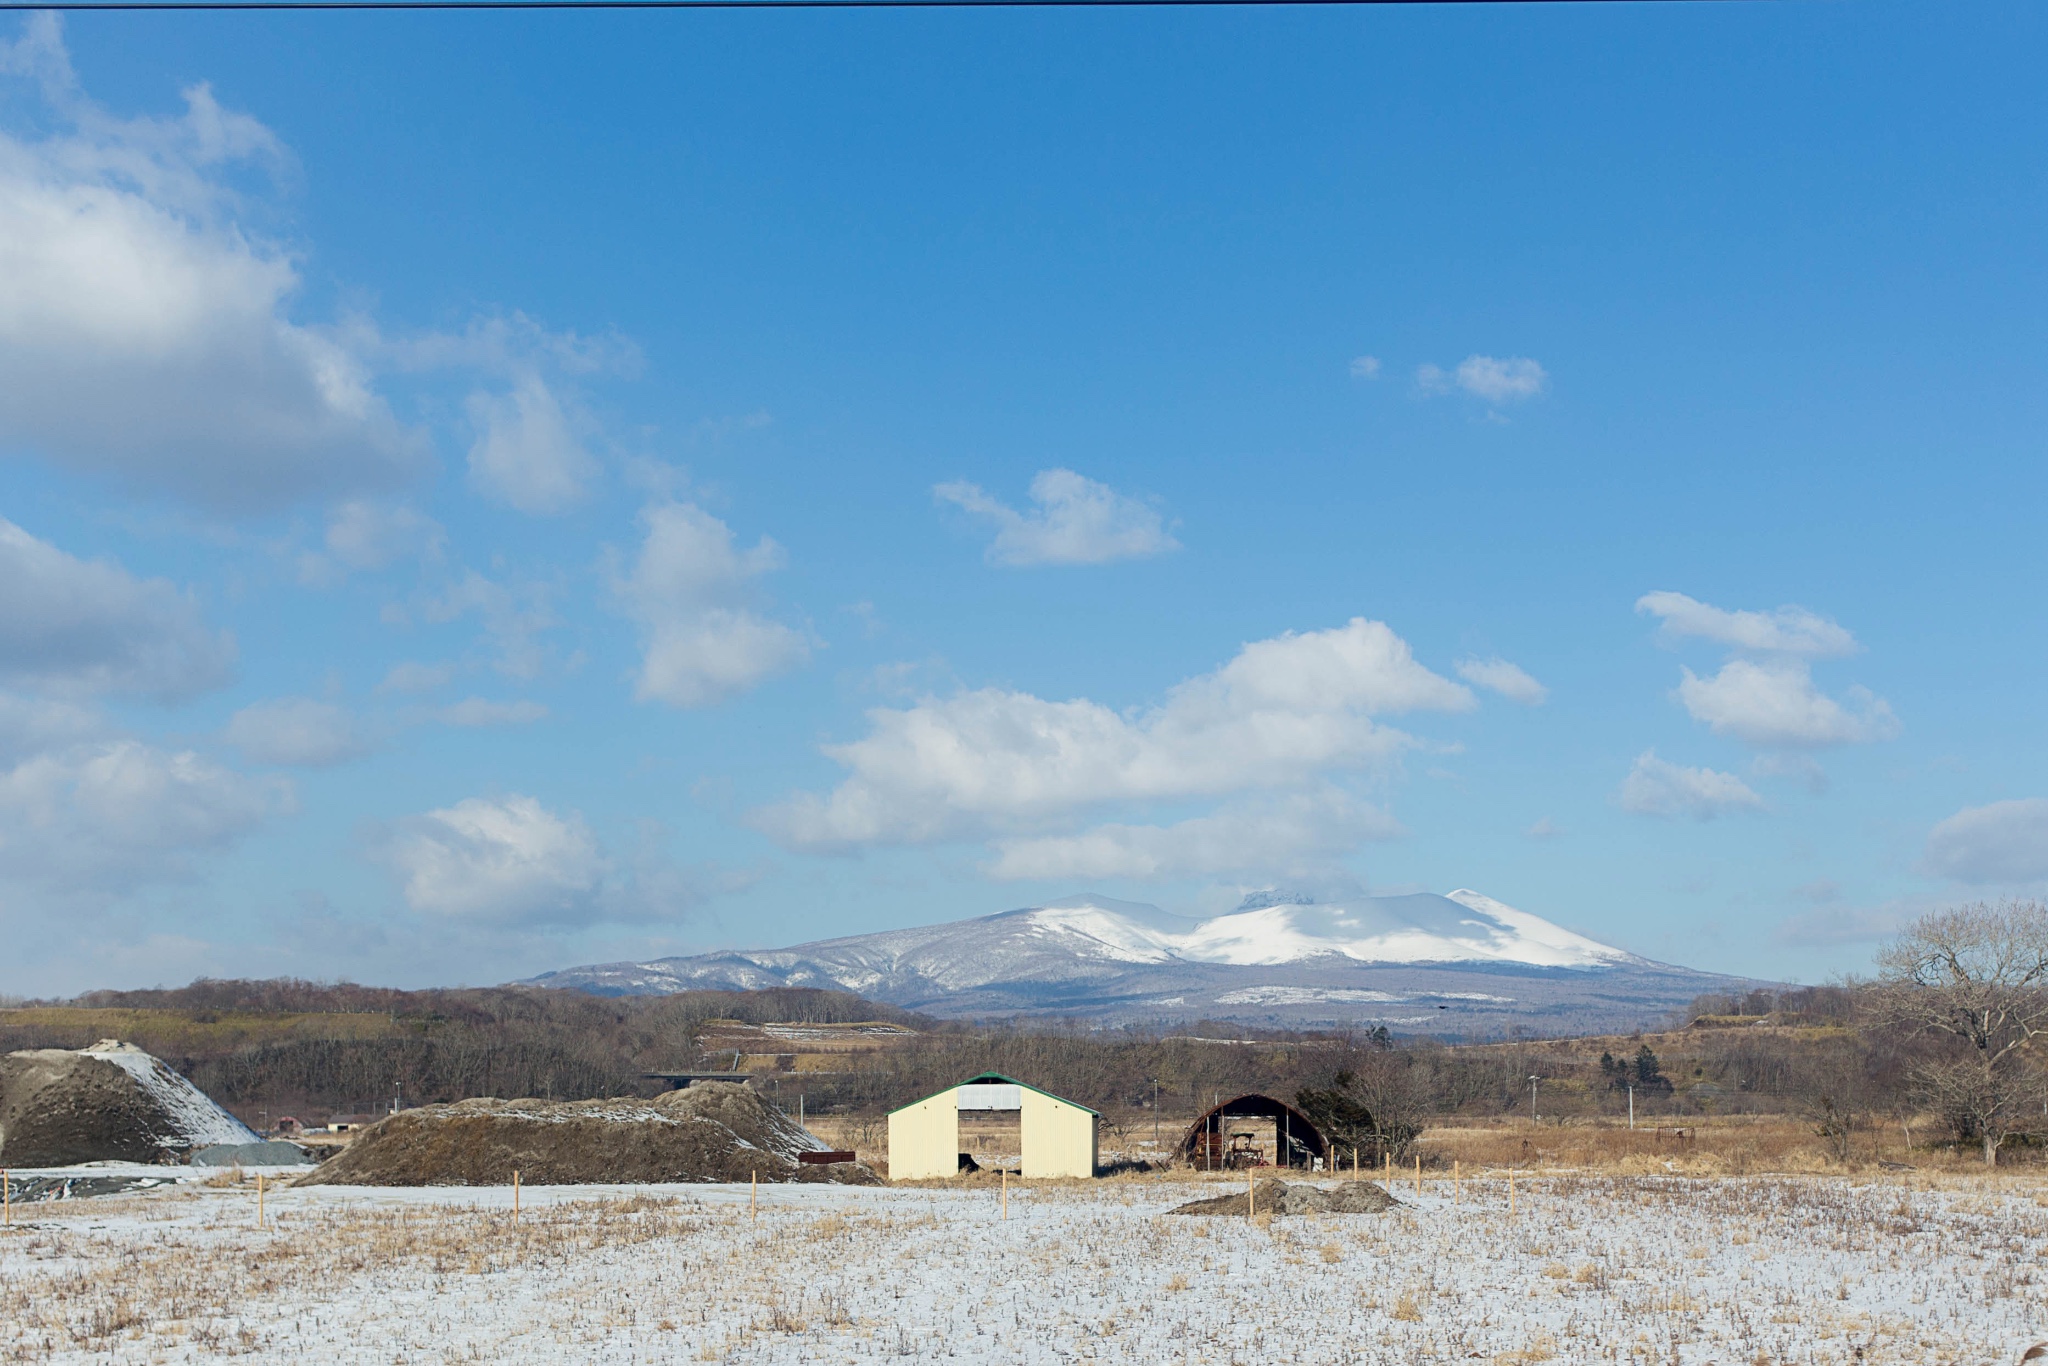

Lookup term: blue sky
[1,2,2044,995]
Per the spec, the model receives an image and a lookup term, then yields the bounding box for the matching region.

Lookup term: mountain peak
[1235,889,1317,911]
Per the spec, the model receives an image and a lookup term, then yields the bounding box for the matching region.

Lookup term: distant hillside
[530,889,1767,1036]
[0,980,926,1125]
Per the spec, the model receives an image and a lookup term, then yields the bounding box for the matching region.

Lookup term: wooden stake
[1352,1147,1358,1177]
[3,1167,9,1227]
[1247,1169,1255,1219]
[256,1171,265,1229]
[1001,1167,1008,1221]
[1453,1159,1460,1207]
[1413,1153,1421,1197]
[750,1170,757,1222]
[513,1169,521,1222]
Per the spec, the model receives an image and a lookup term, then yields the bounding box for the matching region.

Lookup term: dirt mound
[0,1042,259,1166]
[297,1082,879,1187]
[1169,1177,1400,1216]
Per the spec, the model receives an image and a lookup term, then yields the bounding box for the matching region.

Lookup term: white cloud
[754,617,1471,850]
[614,501,809,707]
[934,468,1179,567]
[464,371,600,515]
[1455,656,1548,705]
[986,788,1402,881]
[1923,799,2048,884]
[0,737,284,894]
[1675,659,1898,748]
[223,697,365,767]
[377,794,606,927]
[1618,750,1764,820]
[0,19,422,510]
[1636,591,1858,658]
[0,515,234,699]
[1773,900,1918,948]
[1525,817,1564,839]
[435,697,548,727]
[406,570,560,679]
[376,660,457,695]
[1348,355,1381,380]
[1417,355,1547,404]
[299,500,443,584]
[1453,355,1547,403]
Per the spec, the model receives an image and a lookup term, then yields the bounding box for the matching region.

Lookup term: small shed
[1176,1094,1330,1171]
[886,1072,1099,1180]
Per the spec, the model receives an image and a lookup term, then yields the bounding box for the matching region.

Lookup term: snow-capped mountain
[526,890,1754,1034]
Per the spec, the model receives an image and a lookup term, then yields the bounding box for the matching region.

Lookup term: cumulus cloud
[1773,900,1918,948]
[0,737,285,894]
[1348,356,1381,380]
[1455,656,1548,705]
[1637,590,1895,761]
[372,794,728,929]
[404,570,560,680]
[0,515,234,699]
[0,18,422,510]
[1675,660,1898,749]
[435,697,548,727]
[298,500,443,584]
[1417,355,1547,404]
[1618,750,1764,820]
[613,501,809,708]
[986,788,1402,881]
[464,371,600,514]
[754,617,1471,850]
[1923,799,2048,884]
[223,697,366,767]
[1636,591,1858,658]
[377,794,605,926]
[935,468,1179,567]
[376,660,456,695]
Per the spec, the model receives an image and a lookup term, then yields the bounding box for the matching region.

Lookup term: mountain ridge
[527,890,1763,1035]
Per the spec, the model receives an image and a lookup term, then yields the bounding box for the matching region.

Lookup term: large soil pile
[0,1042,260,1166]
[298,1081,877,1187]
[1169,1177,1399,1216]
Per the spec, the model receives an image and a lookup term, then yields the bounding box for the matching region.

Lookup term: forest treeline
[0,976,1889,1137]
[8,897,2045,1168]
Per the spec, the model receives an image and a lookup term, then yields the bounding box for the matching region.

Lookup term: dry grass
[7,1170,2048,1362]
[1417,1114,1953,1176]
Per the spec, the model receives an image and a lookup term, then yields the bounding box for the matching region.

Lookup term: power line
[0,0,1753,11]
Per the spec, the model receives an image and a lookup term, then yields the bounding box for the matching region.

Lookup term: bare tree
[1873,901,2048,1166]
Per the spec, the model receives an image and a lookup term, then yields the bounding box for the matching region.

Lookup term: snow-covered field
[2,1167,2045,1363]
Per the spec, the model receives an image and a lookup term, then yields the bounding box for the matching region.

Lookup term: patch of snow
[83,1044,259,1149]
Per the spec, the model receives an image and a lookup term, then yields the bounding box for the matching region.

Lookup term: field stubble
[2,1168,2045,1363]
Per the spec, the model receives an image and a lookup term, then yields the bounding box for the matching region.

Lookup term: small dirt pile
[1169,1178,1400,1217]
[297,1082,878,1187]
[0,1042,259,1167]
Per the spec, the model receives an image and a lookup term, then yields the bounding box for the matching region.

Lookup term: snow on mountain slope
[531,888,1645,998]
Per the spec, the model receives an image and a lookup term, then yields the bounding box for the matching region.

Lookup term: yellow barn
[885,1072,1099,1180]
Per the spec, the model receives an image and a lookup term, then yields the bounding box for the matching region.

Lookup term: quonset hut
[1176,1094,1331,1171]
[886,1072,1099,1180]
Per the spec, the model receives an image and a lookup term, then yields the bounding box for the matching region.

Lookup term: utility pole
[1528,1075,1540,1125]
[1627,1083,1635,1130]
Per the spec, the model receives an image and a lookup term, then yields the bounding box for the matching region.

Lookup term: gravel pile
[0,1042,258,1167]
[1168,1177,1400,1216]
[297,1081,877,1187]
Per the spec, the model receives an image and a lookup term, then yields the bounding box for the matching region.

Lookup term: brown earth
[0,1049,189,1166]
[1169,1177,1400,1216]
[297,1081,879,1187]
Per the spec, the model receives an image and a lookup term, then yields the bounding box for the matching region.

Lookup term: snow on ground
[2,1169,2046,1363]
